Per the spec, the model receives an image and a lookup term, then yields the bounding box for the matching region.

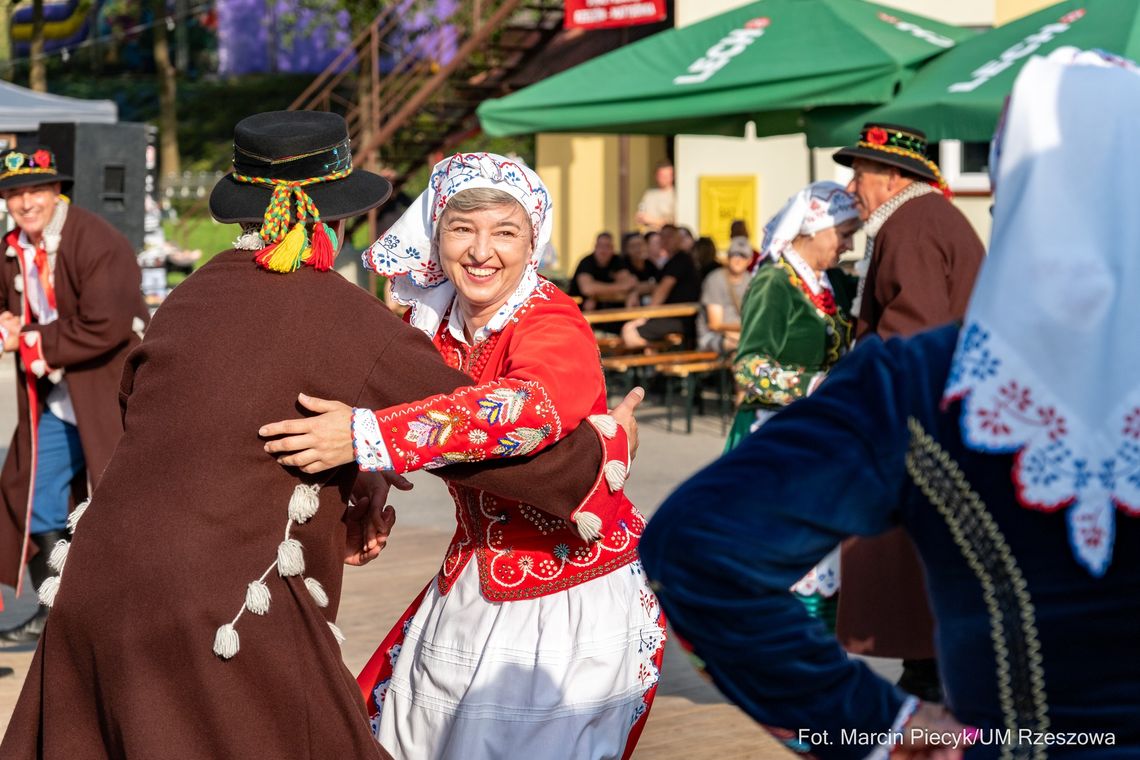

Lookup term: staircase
[288,0,566,240]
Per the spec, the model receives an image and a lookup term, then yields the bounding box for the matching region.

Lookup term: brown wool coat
[839,193,985,660]
[0,250,604,760]
[0,204,149,590]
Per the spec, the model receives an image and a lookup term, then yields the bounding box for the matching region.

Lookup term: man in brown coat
[0,111,641,759]
[832,123,985,701]
[0,146,148,645]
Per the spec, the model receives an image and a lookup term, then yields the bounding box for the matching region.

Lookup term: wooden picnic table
[583,302,700,325]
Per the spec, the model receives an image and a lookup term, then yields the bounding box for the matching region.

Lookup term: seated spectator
[568,231,636,310]
[677,226,696,255]
[620,232,658,306]
[691,235,721,282]
[621,224,702,348]
[635,161,675,232]
[645,230,667,268]
[729,219,762,270]
[697,237,753,354]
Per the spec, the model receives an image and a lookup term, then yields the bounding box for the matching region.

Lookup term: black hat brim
[0,173,73,193]
[209,169,393,224]
[833,145,938,184]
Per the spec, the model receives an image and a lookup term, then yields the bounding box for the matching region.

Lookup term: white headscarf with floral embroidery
[943,48,1140,577]
[760,181,859,265]
[362,152,554,341]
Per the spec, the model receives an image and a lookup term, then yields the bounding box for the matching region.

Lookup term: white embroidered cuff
[864,695,921,760]
[352,408,393,472]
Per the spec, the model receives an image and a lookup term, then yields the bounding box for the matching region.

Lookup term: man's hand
[0,312,20,352]
[343,492,396,566]
[609,386,645,461]
[260,394,354,473]
[890,702,974,760]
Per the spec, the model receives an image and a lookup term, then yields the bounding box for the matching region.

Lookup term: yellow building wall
[995,0,1057,25]
[536,133,667,277]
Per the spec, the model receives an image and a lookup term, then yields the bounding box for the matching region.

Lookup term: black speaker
[37,122,147,250]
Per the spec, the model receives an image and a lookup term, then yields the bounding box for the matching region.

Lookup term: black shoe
[898,658,943,703]
[0,666,14,678]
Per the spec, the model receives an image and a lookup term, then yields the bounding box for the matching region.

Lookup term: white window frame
[939,139,991,194]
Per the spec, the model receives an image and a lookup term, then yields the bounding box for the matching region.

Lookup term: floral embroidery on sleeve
[372,378,563,474]
[734,354,819,407]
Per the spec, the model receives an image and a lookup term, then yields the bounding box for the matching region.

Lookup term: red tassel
[254,240,281,270]
[307,223,337,272]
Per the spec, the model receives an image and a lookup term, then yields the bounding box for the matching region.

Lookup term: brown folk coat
[0,204,149,591]
[0,250,606,760]
[839,192,984,659]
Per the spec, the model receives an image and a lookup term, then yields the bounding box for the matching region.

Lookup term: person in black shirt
[620,232,658,303]
[568,231,636,311]
[622,224,702,348]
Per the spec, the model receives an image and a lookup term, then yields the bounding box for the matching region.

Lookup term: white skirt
[371,559,666,760]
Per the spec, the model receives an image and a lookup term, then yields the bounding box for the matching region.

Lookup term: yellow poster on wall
[699,176,757,253]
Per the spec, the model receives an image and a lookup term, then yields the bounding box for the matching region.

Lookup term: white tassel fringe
[38,575,61,607]
[572,510,603,542]
[604,460,628,492]
[48,539,70,574]
[245,580,271,615]
[305,577,329,608]
[213,624,240,659]
[327,621,346,645]
[588,414,618,439]
[277,538,305,576]
[67,499,90,534]
[288,484,320,524]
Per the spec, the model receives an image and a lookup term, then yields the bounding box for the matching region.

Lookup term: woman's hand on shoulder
[260,394,354,473]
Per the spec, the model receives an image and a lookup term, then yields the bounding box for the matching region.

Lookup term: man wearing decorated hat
[830,123,985,702]
[0,145,148,646]
[0,111,642,759]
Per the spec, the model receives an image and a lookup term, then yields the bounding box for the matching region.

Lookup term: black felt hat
[832,123,944,186]
[209,111,391,224]
[0,146,72,193]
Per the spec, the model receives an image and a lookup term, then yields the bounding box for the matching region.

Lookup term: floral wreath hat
[943,48,1140,577]
[362,152,555,342]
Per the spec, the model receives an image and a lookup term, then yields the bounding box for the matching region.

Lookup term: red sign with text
[564,0,666,30]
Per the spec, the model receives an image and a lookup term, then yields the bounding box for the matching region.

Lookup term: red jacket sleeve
[358,299,604,473]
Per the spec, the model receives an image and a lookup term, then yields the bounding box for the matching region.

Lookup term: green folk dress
[726,258,856,627]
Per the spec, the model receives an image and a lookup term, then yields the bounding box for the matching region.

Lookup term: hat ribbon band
[856,141,951,196]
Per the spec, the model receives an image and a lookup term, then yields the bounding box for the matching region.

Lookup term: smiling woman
[435,188,534,343]
[259,152,664,760]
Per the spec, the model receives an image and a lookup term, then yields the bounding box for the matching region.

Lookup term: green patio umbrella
[477,0,973,138]
[812,0,1140,145]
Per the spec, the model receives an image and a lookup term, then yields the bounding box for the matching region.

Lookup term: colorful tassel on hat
[255,223,309,273]
[305,222,338,272]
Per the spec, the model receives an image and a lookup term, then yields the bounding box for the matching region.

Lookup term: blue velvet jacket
[641,324,1140,759]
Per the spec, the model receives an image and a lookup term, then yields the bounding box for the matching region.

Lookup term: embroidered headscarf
[760,181,859,265]
[943,48,1140,577]
[363,152,554,341]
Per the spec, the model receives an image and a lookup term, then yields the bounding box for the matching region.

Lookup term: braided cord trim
[856,141,949,192]
[905,418,1050,760]
[231,167,352,244]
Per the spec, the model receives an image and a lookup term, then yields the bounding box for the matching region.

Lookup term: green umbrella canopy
[477,0,973,138]
[813,0,1140,145]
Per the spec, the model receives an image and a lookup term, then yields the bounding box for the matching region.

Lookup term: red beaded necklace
[778,260,837,316]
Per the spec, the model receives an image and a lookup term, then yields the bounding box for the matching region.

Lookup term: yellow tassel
[259,223,309,273]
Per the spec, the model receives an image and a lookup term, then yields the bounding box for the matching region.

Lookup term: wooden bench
[658,358,733,434]
[583,302,700,325]
[601,350,719,373]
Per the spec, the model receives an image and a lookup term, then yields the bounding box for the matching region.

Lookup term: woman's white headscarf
[943,48,1140,577]
[760,181,859,264]
[362,152,554,341]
